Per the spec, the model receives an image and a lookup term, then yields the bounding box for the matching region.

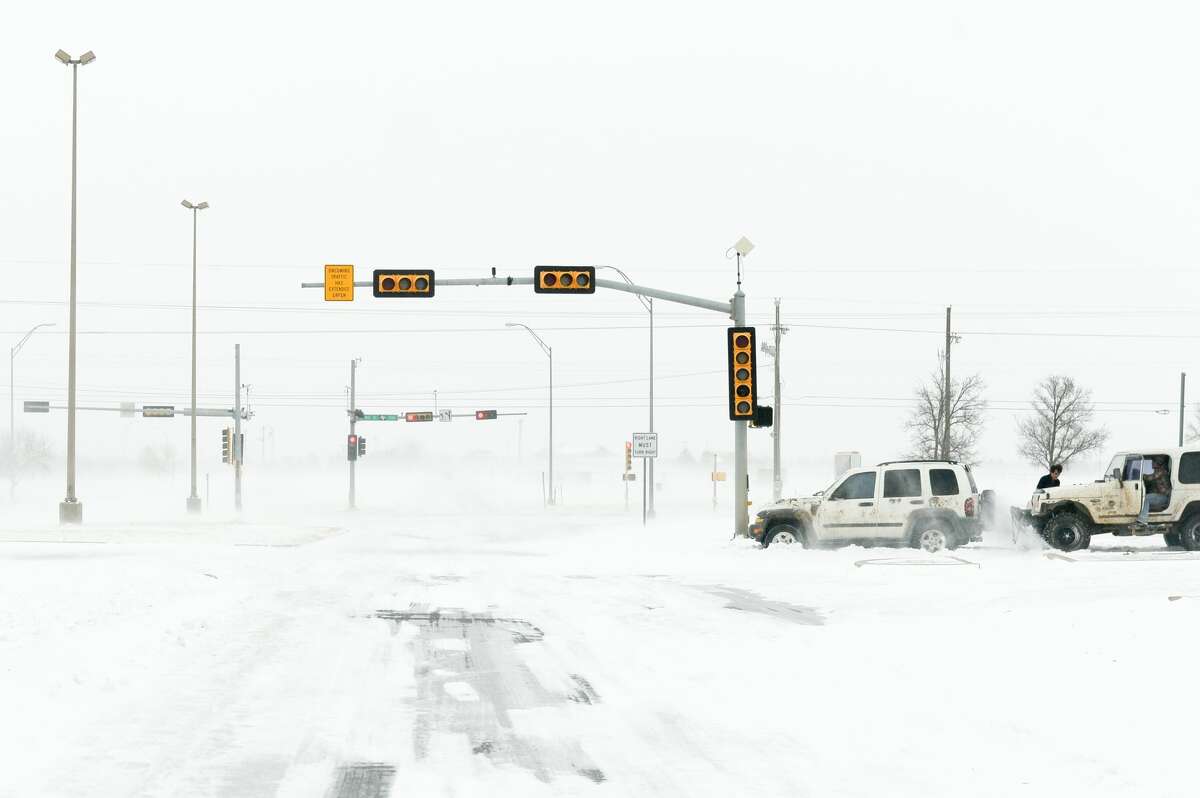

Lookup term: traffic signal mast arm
[302,274,734,318]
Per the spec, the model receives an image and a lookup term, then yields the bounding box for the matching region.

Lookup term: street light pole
[597,266,655,518]
[181,199,209,514]
[10,323,55,499]
[506,323,554,505]
[55,48,94,524]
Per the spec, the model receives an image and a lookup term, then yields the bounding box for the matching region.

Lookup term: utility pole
[349,358,359,510]
[506,323,553,505]
[762,299,787,501]
[942,306,952,460]
[1181,372,1187,446]
[234,344,242,511]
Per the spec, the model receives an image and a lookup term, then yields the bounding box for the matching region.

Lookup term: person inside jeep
[1136,457,1171,525]
[1036,465,1062,490]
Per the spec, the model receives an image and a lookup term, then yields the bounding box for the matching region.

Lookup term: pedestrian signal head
[534,266,595,294]
[373,269,434,297]
[727,327,757,420]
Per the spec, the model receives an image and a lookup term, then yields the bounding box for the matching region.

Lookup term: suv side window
[831,472,876,501]
[930,468,960,496]
[1181,452,1200,484]
[883,469,922,498]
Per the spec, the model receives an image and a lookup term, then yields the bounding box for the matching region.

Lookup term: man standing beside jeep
[1136,458,1171,525]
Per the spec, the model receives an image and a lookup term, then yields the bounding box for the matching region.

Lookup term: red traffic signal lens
[543,273,557,286]
[735,334,750,348]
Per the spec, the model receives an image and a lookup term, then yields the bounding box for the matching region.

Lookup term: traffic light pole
[301,272,751,538]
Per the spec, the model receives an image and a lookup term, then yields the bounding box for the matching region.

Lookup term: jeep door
[815,469,878,541]
[876,467,924,541]
[1096,454,1146,521]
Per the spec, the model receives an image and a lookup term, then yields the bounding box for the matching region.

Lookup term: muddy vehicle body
[752,460,988,553]
[1017,446,1200,551]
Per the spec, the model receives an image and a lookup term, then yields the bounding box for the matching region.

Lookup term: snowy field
[4,467,1200,798]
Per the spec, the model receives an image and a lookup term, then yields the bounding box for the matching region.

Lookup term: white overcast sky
[4,0,1200,486]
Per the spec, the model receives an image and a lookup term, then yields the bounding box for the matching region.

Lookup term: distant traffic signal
[624,441,632,472]
[534,266,595,294]
[373,269,434,298]
[221,428,233,463]
[405,411,434,423]
[347,433,359,461]
[727,327,757,421]
[357,436,367,457]
[475,410,498,420]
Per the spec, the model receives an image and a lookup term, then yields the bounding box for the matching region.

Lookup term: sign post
[632,432,658,525]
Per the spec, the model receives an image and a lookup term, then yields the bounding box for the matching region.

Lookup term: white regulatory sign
[631,432,658,458]
[438,410,452,422]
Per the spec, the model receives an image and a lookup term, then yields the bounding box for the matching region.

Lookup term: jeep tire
[911,521,959,554]
[1178,516,1200,551]
[764,524,801,548]
[1164,531,1182,548]
[1045,513,1091,552]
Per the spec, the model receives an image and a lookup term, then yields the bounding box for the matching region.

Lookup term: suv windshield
[1105,454,1124,480]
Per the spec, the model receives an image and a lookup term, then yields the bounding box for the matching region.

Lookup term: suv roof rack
[876,459,960,466]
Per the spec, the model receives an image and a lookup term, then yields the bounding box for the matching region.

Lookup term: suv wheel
[1046,513,1091,552]
[765,524,801,548]
[1179,516,1200,551]
[912,523,958,554]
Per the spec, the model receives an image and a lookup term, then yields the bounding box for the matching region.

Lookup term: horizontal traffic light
[405,411,434,422]
[727,326,757,420]
[373,269,435,298]
[475,410,498,420]
[534,266,595,294]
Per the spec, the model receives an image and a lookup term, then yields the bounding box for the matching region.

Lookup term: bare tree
[1016,375,1109,470]
[906,366,987,464]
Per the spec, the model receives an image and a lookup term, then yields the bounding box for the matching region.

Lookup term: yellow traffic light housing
[727,327,757,420]
[534,266,595,294]
[373,269,435,298]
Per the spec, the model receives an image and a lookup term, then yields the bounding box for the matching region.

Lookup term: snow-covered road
[4,502,1200,797]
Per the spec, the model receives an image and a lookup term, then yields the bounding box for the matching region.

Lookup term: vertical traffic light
[347,434,359,461]
[533,266,596,294]
[727,327,757,420]
[358,436,367,457]
[221,428,232,463]
[624,441,632,472]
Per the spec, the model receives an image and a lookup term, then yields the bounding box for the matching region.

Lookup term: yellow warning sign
[324,264,354,301]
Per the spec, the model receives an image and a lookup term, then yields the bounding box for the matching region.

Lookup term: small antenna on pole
[730,236,754,290]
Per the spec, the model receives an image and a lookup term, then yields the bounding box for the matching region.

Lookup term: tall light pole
[597,266,654,517]
[761,299,787,501]
[55,48,95,524]
[10,323,55,499]
[181,199,209,514]
[506,322,554,505]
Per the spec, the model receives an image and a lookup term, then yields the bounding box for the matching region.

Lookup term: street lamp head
[733,236,755,257]
[78,51,96,65]
[55,50,71,64]
[181,200,194,209]
[504,323,519,328]
[196,201,209,210]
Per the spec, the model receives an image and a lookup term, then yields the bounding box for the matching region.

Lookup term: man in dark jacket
[1037,464,1063,490]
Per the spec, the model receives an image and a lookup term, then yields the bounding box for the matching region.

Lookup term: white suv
[751,460,988,552]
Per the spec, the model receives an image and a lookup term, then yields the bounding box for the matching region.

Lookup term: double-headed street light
[55,48,96,524]
[506,322,554,505]
[181,199,209,514]
[10,323,55,498]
